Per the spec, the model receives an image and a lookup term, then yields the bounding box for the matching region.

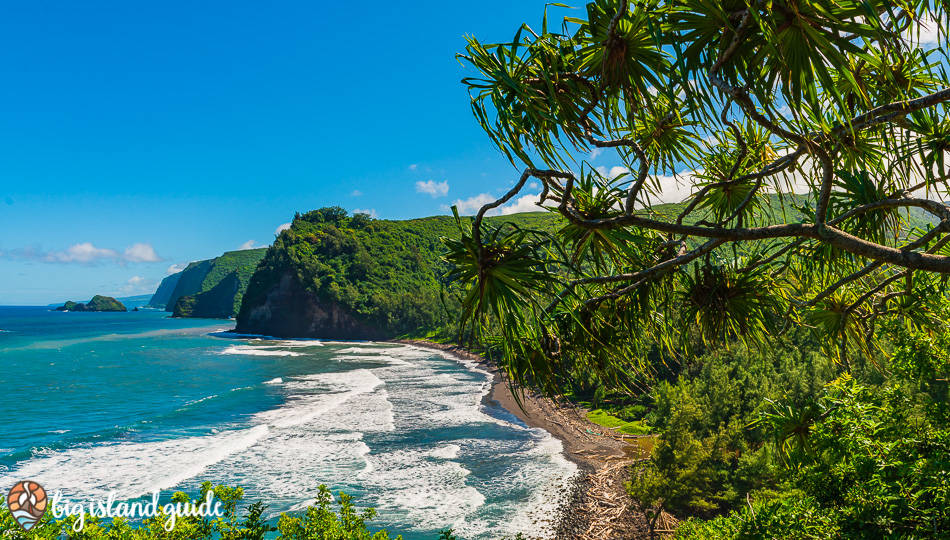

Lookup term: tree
[448,0,950,388]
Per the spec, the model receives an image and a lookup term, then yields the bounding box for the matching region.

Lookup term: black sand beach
[396,340,653,540]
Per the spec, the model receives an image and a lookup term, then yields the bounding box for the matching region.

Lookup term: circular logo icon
[7,481,47,531]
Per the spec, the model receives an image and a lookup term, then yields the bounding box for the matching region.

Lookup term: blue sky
[0,0,626,305]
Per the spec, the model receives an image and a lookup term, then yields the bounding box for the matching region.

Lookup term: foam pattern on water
[1,341,577,539]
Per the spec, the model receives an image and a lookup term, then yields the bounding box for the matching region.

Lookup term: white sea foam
[4,343,578,539]
[490,434,578,540]
[336,347,376,354]
[254,370,385,429]
[266,340,324,348]
[423,444,461,459]
[0,425,271,500]
[219,345,302,357]
[186,395,217,406]
[0,370,386,501]
[360,446,486,532]
[332,354,414,367]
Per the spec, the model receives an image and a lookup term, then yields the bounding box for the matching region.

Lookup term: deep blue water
[0,307,575,539]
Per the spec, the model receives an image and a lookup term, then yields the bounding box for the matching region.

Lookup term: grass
[586,408,651,435]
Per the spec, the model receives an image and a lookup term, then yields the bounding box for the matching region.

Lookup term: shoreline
[393,339,650,540]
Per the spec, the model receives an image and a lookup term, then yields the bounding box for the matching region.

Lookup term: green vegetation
[448,0,950,538]
[55,295,127,312]
[0,484,449,539]
[672,365,950,539]
[174,272,242,319]
[238,207,563,339]
[166,249,267,318]
[585,409,649,435]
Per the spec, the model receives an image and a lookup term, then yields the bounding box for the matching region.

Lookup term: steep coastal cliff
[173,271,242,319]
[145,249,266,318]
[146,273,182,309]
[234,207,557,339]
[236,271,388,339]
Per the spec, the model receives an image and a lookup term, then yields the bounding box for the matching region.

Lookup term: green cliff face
[55,295,127,312]
[146,273,182,309]
[172,271,241,319]
[166,249,267,319]
[235,207,558,339]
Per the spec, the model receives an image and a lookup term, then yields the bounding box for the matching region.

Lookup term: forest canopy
[450,0,950,389]
[450,1,950,537]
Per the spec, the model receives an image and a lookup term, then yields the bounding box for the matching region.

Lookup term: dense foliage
[168,249,267,318]
[238,207,562,338]
[450,0,950,537]
[452,0,950,396]
[55,296,127,312]
[0,484,473,540]
[672,360,950,538]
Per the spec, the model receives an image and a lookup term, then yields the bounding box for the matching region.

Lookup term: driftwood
[576,460,635,540]
[653,511,680,534]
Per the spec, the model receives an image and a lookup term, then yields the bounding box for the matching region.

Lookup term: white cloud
[501,193,544,215]
[275,222,292,235]
[53,243,120,264]
[353,208,379,218]
[416,180,450,197]
[596,165,631,179]
[123,243,163,263]
[0,242,166,266]
[166,263,188,275]
[238,240,258,250]
[905,14,945,48]
[117,275,157,295]
[528,182,539,189]
[441,193,499,215]
[442,192,548,216]
[649,172,699,205]
[351,190,363,197]
[589,147,604,160]
[409,164,418,171]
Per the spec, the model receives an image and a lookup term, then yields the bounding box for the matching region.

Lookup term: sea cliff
[235,271,388,339]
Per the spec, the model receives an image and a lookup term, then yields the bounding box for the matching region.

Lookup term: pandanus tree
[447,0,950,393]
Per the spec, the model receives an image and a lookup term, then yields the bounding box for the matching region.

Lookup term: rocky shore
[394,340,653,540]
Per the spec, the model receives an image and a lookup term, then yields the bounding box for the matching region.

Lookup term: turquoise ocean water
[0,307,576,539]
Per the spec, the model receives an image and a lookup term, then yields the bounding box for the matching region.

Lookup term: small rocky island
[55,295,127,312]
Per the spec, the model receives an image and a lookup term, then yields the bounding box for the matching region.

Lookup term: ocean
[0,306,577,539]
